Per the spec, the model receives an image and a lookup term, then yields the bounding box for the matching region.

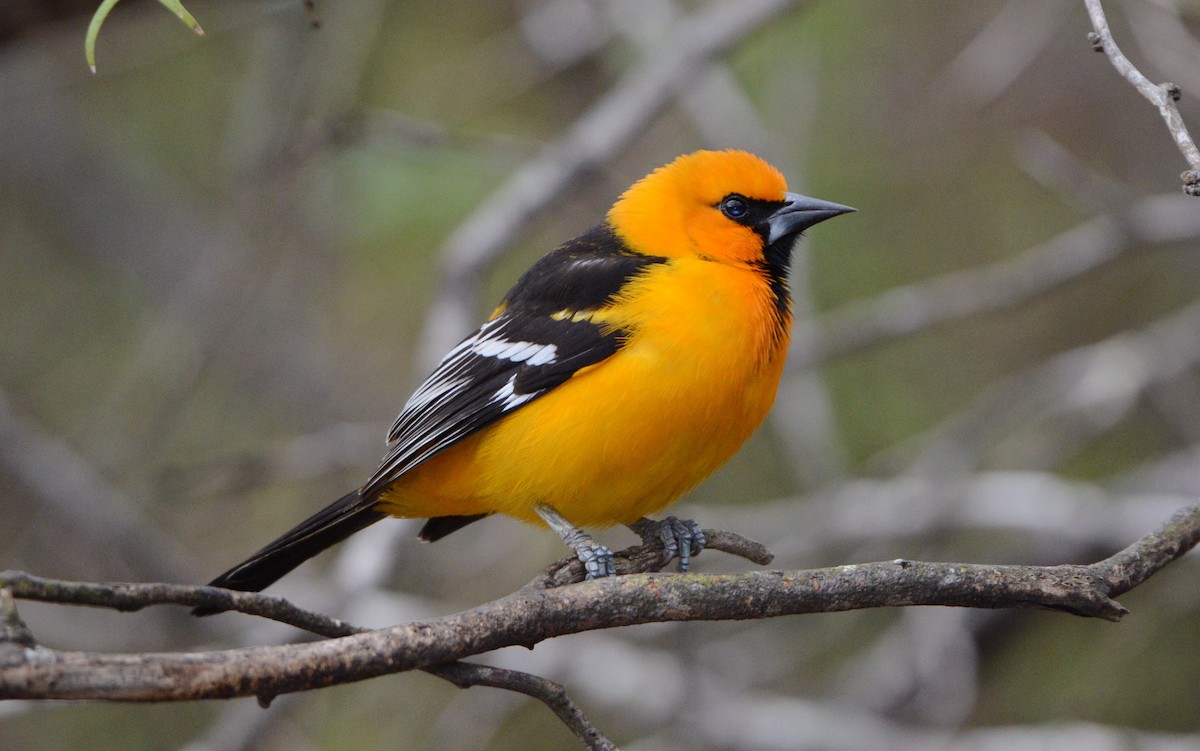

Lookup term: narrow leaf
[155,0,205,36]
[85,0,123,74]
[85,0,204,74]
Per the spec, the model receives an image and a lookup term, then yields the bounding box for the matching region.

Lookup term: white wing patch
[438,319,558,367]
[473,338,558,366]
[490,374,540,410]
[389,321,559,445]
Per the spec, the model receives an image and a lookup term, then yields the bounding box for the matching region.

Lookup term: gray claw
[631,516,706,572]
[576,540,616,579]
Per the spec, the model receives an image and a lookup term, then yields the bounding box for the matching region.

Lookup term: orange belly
[376,257,789,528]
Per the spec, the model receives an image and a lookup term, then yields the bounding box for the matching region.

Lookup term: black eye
[719,194,749,220]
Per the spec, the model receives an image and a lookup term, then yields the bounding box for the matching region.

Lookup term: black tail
[193,489,386,616]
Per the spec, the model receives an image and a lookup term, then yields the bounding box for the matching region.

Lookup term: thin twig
[424,662,615,751]
[1083,0,1200,194]
[1097,503,1200,596]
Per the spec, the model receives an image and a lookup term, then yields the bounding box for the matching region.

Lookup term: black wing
[361,224,665,499]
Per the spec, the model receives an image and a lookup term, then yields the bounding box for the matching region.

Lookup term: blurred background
[2,0,1200,748]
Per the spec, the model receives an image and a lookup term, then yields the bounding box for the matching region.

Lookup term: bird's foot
[535,503,616,579]
[628,516,706,572]
[572,536,616,580]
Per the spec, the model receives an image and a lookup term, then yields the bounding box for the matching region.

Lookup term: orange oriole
[195,150,852,609]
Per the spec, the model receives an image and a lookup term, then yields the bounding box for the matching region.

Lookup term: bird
[194,149,853,613]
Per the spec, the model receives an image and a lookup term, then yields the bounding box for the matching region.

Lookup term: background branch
[1084,0,1200,193]
[791,193,1200,369]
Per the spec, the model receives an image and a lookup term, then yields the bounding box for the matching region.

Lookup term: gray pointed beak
[766,191,856,244]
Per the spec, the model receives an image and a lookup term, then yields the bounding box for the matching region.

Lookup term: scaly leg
[535,504,616,579]
[628,516,706,572]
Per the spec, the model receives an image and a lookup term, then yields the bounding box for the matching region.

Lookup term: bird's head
[607,149,853,268]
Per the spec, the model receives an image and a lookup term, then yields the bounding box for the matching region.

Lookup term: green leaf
[86,0,205,74]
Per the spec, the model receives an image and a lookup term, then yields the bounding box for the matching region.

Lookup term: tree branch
[868,296,1200,475]
[0,571,618,747]
[0,527,770,748]
[2,504,1197,704]
[1083,0,1200,194]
